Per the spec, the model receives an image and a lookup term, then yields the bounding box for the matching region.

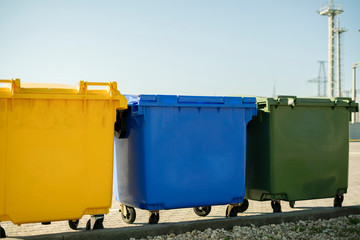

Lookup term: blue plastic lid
[131,95,256,108]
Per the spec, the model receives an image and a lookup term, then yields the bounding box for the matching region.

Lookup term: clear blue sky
[1,0,359,97]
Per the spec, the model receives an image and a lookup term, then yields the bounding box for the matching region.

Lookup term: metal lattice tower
[318,0,343,98]
[307,61,327,97]
[334,18,347,97]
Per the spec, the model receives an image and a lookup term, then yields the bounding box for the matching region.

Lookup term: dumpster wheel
[334,194,344,207]
[289,201,295,208]
[271,200,282,213]
[0,226,6,238]
[86,215,104,230]
[93,218,104,230]
[68,220,79,230]
[148,212,160,224]
[225,205,239,217]
[120,206,136,224]
[238,199,249,213]
[193,206,211,217]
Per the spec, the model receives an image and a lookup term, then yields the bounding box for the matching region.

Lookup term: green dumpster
[245,96,358,213]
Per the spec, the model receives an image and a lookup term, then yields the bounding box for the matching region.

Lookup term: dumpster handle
[0,79,20,93]
[85,82,112,87]
[79,81,118,95]
[131,103,143,116]
[257,102,267,109]
[0,79,13,84]
[335,97,352,103]
[277,95,297,100]
[277,95,297,107]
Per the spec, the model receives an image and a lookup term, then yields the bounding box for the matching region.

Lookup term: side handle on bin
[257,101,267,109]
[130,103,143,116]
[334,97,351,104]
[334,97,359,113]
[0,79,13,83]
[0,79,21,93]
[277,95,297,100]
[277,95,297,107]
[78,81,118,95]
[114,109,129,139]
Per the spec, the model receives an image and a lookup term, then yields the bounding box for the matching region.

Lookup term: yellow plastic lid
[0,78,124,100]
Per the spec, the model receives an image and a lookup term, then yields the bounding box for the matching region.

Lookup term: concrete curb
[19,205,360,240]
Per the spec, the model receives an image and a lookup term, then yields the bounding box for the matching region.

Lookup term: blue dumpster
[113,95,257,224]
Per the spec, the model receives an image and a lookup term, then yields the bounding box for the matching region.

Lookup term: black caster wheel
[238,199,249,213]
[193,206,211,217]
[148,212,160,224]
[225,205,239,217]
[86,215,104,230]
[120,206,136,224]
[334,194,344,207]
[0,226,6,239]
[289,201,295,208]
[68,220,79,230]
[93,218,104,230]
[271,200,282,213]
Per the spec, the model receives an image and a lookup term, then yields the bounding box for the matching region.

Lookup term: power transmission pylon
[307,61,327,97]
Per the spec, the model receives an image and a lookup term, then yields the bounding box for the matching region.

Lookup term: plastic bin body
[0,79,127,225]
[246,96,358,202]
[113,95,257,210]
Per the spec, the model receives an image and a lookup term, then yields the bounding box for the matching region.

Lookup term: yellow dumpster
[0,79,127,237]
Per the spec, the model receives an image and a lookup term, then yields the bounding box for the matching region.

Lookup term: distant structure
[352,62,360,123]
[318,0,343,98]
[307,61,327,97]
[334,18,347,97]
[272,83,276,98]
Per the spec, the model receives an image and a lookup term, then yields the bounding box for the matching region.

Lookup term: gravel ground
[131,215,360,240]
